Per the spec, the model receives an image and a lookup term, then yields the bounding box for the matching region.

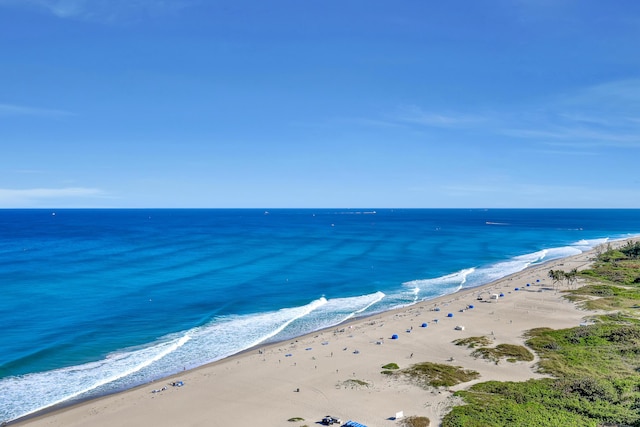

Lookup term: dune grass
[399,415,430,427]
[471,343,534,363]
[342,378,370,389]
[399,362,479,388]
[453,336,492,348]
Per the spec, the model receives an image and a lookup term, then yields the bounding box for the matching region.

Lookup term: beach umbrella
[447,313,454,318]
[391,334,399,339]
[468,305,474,309]
[421,323,428,328]
[499,293,505,297]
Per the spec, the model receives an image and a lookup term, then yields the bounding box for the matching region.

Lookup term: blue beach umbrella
[447,313,454,318]
[391,334,399,340]
[421,323,428,328]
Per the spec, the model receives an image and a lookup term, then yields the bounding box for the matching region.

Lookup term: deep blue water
[1,208,639,422]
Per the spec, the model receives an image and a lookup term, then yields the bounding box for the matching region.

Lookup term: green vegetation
[445,379,607,427]
[566,283,640,312]
[453,336,492,348]
[287,417,304,422]
[565,243,640,312]
[454,336,533,363]
[471,344,534,363]
[580,241,640,286]
[397,362,479,388]
[399,415,430,427]
[442,244,640,427]
[445,320,640,426]
[526,320,640,379]
[381,362,401,375]
[620,241,640,259]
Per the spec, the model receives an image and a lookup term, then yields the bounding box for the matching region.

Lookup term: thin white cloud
[501,79,640,148]
[501,126,640,147]
[391,105,485,128]
[0,0,194,22]
[0,103,73,117]
[439,182,640,208]
[0,187,106,207]
[572,79,640,105]
[373,79,640,150]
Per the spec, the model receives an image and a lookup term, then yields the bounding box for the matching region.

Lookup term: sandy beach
[11,240,633,427]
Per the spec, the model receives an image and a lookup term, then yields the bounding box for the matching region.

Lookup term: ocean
[1,208,639,422]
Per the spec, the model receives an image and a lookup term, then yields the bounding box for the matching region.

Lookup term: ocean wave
[0,292,387,423]
[403,268,476,288]
[0,334,191,423]
[396,242,592,303]
[400,268,475,301]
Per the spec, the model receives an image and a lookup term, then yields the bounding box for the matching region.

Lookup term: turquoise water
[1,208,639,422]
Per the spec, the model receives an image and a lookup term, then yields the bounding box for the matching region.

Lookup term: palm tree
[565,268,578,289]
[548,269,564,290]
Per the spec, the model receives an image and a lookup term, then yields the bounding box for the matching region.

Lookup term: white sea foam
[403,267,475,291]
[397,242,594,305]
[0,294,386,423]
[0,334,191,422]
[265,291,386,339]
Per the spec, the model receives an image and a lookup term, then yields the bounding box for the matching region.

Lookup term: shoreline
[9,238,636,427]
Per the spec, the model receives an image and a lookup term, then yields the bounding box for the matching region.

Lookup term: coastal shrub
[602,311,632,322]
[565,325,604,345]
[597,249,627,262]
[527,322,640,379]
[400,362,479,388]
[620,241,640,259]
[445,380,601,427]
[557,377,617,402]
[453,336,492,348]
[399,415,430,427]
[604,325,640,343]
[382,362,400,370]
[524,327,559,349]
[446,377,640,427]
[581,250,640,286]
[526,333,561,351]
[578,285,616,297]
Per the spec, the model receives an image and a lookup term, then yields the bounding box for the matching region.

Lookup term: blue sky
[1,0,639,208]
